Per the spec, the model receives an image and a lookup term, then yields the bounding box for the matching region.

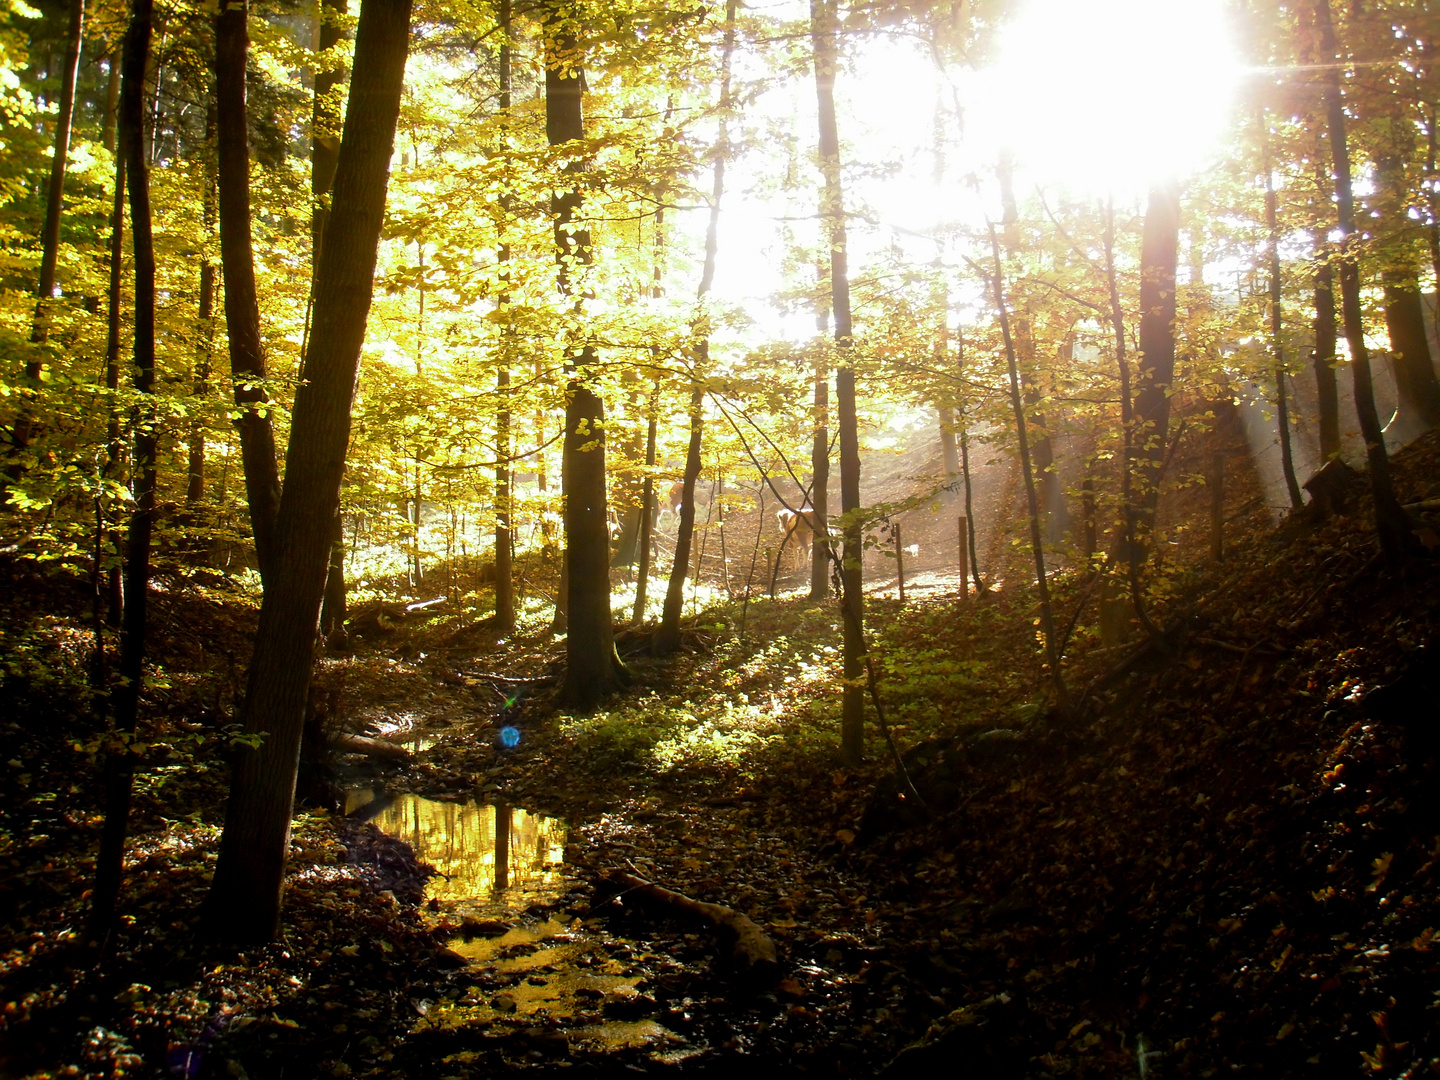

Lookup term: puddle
[348,789,688,1054]
[343,790,566,911]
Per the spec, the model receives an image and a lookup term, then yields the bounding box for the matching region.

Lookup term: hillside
[0,433,1437,1078]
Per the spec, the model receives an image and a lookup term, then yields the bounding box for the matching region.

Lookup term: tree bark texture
[206,0,412,942]
[988,225,1065,705]
[217,0,281,581]
[90,0,157,942]
[492,0,515,634]
[1381,268,1440,431]
[1313,0,1414,565]
[315,0,349,624]
[188,102,219,507]
[1133,179,1181,538]
[1264,142,1304,509]
[1311,240,1342,460]
[657,381,703,654]
[658,0,735,642]
[103,152,127,625]
[547,6,625,707]
[812,0,864,765]
[10,0,84,460]
[29,0,83,354]
[633,380,658,624]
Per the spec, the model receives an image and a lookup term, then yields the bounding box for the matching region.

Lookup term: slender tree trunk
[988,224,1066,705]
[319,511,346,638]
[811,294,831,600]
[658,382,703,654]
[997,155,1061,539]
[495,365,515,629]
[29,0,83,352]
[633,381,658,624]
[10,0,84,459]
[1381,267,1440,431]
[1264,134,1304,508]
[104,153,126,625]
[812,0,864,765]
[217,0,281,581]
[1134,180,1181,537]
[492,0,515,633]
[188,102,219,508]
[1428,105,1440,306]
[206,0,412,942]
[546,6,625,706]
[657,0,735,652]
[938,406,960,480]
[315,0,348,625]
[1312,235,1342,460]
[1314,0,1413,565]
[955,329,984,595]
[102,50,121,154]
[90,0,157,942]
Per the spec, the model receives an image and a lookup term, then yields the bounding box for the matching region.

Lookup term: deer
[655,480,687,531]
[776,505,821,572]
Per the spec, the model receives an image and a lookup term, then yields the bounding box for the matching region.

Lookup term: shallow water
[348,790,685,1053]
[344,790,567,911]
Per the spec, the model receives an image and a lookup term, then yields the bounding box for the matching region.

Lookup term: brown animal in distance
[656,480,687,530]
[776,505,821,571]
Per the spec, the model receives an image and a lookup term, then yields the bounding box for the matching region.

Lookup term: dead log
[328,732,411,763]
[604,870,779,979]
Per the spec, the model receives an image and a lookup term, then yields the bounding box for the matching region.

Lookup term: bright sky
[705,0,1246,343]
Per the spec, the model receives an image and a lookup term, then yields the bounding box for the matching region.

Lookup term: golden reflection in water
[345,791,567,907]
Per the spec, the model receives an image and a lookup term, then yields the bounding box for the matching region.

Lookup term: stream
[344,789,702,1065]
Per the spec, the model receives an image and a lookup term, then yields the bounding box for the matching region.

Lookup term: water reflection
[344,790,567,909]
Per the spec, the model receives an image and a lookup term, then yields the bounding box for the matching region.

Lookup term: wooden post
[1209,450,1224,563]
[958,515,969,603]
[894,522,905,603]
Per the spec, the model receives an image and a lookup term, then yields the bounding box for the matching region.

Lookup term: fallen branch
[328,732,411,763]
[604,870,779,979]
[460,670,555,687]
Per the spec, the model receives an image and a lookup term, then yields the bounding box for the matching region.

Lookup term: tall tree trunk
[633,380,658,624]
[938,405,960,480]
[1381,266,1440,431]
[1134,180,1181,537]
[1313,0,1414,565]
[217,0,281,581]
[11,0,84,458]
[206,0,412,942]
[492,0,515,634]
[1264,132,1304,508]
[188,102,219,507]
[103,153,126,626]
[997,154,1061,539]
[988,224,1066,705]
[102,49,121,154]
[315,0,348,628]
[90,0,157,942]
[29,0,83,351]
[657,0,735,652]
[1376,150,1440,434]
[546,6,625,706]
[956,330,984,596]
[812,0,864,765]
[658,383,703,653]
[810,275,831,599]
[1428,105,1440,307]
[1312,235,1342,460]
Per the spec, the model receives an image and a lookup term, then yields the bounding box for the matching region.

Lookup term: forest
[1,0,1439,1074]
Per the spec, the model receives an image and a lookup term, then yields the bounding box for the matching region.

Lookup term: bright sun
[966,0,1244,197]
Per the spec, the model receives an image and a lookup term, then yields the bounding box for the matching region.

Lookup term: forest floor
[2,435,1440,1078]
